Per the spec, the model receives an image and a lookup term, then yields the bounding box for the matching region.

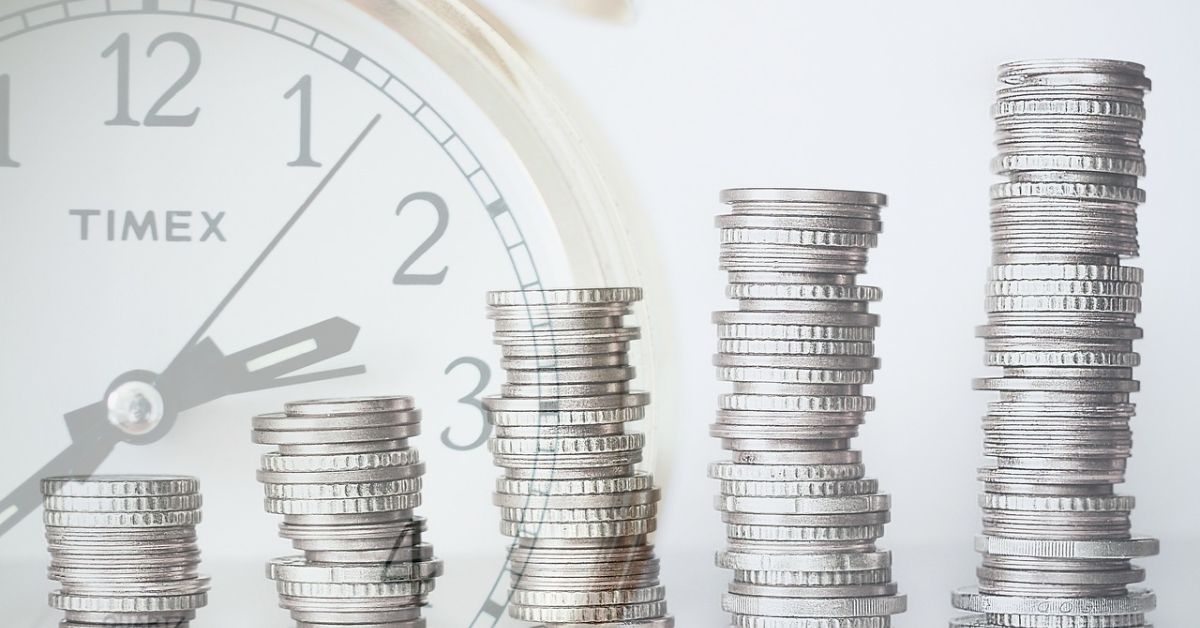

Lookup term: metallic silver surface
[952,59,1159,628]
[252,395,441,627]
[484,288,674,626]
[711,189,906,624]
[40,474,210,625]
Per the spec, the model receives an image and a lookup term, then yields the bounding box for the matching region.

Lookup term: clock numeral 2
[393,191,449,285]
[285,75,321,167]
[442,356,492,451]
[103,32,201,128]
[0,75,17,167]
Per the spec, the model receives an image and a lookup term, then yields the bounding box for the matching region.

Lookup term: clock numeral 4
[103,32,201,128]
[442,356,492,451]
[285,75,321,167]
[0,74,17,167]
[394,191,449,286]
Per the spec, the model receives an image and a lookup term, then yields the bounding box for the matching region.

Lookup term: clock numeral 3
[285,75,321,167]
[393,191,449,285]
[442,356,492,451]
[103,32,201,128]
[0,74,17,167]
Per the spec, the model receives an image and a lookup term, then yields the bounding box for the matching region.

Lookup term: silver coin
[488,405,646,426]
[502,353,629,370]
[43,476,199,498]
[486,302,632,320]
[721,592,906,617]
[483,392,650,412]
[252,408,421,431]
[500,380,631,397]
[260,448,420,473]
[500,340,632,358]
[500,518,657,539]
[43,494,203,513]
[494,422,627,438]
[505,366,636,384]
[264,494,422,516]
[719,479,878,498]
[487,287,643,307]
[284,395,416,417]
[717,214,881,233]
[252,422,421,445]
[268,556,443,583]
[952,587,1155,614]
[493,327,641,347]
[262,478,422,500]
[727,581,898,598]
[490,433,646,456]
[491,315,627,333]
[494,488,660,509]
[256,461,425,484]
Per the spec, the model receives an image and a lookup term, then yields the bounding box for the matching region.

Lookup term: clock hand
[157,316,366,411]
[0,116,382,538]
[180,113,382,351]
[0,319,366,539]
[0,117,381,538]
[0,404,118,538]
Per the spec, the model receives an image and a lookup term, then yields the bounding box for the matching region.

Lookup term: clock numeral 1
[0,75,19,167]
[285,75,321,167]
[393,191,449,286]
[103,34,137,126]
[103,32,202,128]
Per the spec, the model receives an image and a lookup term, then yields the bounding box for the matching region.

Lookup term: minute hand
[178,113,382,353]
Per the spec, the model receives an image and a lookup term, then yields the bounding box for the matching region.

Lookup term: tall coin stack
[951,59,1159,627]
[484,288,674,628]
[710,188,907,626]
[252,396,442,628]
[42,475,209,627]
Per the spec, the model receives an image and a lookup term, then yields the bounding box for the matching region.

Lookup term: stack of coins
[710,188,907,626]
[952,59,1159,627]
[252,396,442,627]
[42,475,209,627]
[484,288,674,628]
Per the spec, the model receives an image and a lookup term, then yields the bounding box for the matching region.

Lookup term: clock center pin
[105,380,165,436]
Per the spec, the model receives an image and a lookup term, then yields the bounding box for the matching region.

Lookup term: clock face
[0,0,589,624]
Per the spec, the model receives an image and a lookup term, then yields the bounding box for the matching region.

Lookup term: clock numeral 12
[103,32,201,128]
[0,75,17,167]
[285,75,321,167]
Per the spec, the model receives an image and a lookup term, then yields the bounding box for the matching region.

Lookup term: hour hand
[0,403,118,537]
[157,316,366,413]
[0,318,364,540]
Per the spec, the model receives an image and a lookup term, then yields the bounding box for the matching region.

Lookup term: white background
[475,0,1200,625]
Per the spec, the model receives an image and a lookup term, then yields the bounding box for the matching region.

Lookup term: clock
[0,0,671,624]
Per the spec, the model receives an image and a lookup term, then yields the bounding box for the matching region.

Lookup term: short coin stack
[710,188,907,626]
[42,475,209,627]
[484,287,674,628]
[952,59,1159,627]
[252,395,442,628]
